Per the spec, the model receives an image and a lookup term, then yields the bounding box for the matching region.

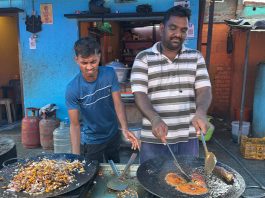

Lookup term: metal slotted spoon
[200,130,217,175]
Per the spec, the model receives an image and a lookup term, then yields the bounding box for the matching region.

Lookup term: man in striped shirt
[131,5,212,163]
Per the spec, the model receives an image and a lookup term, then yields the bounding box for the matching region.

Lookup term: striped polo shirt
[130,42,211,144]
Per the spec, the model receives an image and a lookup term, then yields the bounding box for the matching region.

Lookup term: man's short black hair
[74,36,101,57]
[162,5,191,24]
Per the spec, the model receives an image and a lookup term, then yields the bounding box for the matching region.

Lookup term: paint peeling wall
[1,0,199,120]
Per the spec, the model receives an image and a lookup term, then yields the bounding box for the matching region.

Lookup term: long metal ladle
[200,131,217,175]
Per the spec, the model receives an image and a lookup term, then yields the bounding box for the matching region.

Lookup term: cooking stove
[87,163,153,197]
[56,163,154,198]
[1,160,243,197]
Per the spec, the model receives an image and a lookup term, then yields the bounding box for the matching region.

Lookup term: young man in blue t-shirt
[65,37,139,163]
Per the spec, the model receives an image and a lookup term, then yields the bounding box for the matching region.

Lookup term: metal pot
[106,60,131,82]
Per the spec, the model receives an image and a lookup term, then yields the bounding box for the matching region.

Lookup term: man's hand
[151,116,168,143]
[192,113,209,136]
[122,130,140,150]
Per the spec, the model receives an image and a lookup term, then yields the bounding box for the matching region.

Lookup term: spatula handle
[165,142,191,181]
[108,160,120,177]
[120,152,137,179]
[200,131,209,153]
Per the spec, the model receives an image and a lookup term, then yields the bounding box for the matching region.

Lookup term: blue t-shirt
[65,66,120,144]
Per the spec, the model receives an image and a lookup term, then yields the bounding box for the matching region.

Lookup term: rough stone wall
[204,1,238,22]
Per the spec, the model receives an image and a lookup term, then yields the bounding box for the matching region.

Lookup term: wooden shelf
[124,40,153,43]
[89,27,113,37]
[121,21,159,28]
[64,12,165,22]
[122,54,136,57]
[124,40,153,50]
[0,7,24,13]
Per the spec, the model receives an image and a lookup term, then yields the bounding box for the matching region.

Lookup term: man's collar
[152,42,187,55]
[152,42,161,54]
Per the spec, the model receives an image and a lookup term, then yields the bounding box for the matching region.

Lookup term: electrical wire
[213,137,265,198]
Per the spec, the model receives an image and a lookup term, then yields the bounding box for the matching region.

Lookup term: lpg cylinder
[21,108,40,148]
[39,113,60,150]
[53,119,71,153]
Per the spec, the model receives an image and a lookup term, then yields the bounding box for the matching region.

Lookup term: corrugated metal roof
[225,18,265,31]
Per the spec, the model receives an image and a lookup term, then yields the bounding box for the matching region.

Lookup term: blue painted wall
[1,0,199,120]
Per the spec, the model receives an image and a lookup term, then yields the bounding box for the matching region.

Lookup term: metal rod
[165,143,191,181]
[200,131,209,154]
[205,0,215,69]
[238,30,251,144]
[197,0,206,51]
[152,23,156,44]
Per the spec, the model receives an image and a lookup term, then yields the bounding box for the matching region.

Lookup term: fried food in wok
[165,172,208,195]
[7,158,85,195]
[165,173,187,186]
[176,183,208,195]
[191,172,207,187]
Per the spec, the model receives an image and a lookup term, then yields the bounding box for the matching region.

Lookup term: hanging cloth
[25,15,42,33]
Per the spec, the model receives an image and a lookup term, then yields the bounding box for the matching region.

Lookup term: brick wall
[201,24,232,118]
[202,24,265,120]
[230,31,265,121]
[214,65,231,111]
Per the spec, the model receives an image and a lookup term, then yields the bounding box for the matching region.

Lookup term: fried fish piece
[191,172,207,187]
[165,173,187,187]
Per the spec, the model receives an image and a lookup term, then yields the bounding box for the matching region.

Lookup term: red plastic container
[21,108,40,148]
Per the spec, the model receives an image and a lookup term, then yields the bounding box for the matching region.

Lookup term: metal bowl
[114,67,131,82]
[106,60,131,82]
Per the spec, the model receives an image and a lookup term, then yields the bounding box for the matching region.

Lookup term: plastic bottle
[53,118,71,153]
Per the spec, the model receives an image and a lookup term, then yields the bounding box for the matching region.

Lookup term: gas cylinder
[21,108,40,148]
[53,119,71,153]
[39,113,60,150]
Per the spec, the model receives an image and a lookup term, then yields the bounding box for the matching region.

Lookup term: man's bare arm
[195,86,212,116]
[112,91,140,150]
[134,92,159,121]
[68,109,81,154]
[192,86,212,135]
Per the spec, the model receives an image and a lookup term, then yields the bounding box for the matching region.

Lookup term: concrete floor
[0,118,265,197]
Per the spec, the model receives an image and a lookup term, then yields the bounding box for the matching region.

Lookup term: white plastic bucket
[231,121,250,143]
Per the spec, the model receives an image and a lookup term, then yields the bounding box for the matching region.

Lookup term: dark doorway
[0,12,23,124]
